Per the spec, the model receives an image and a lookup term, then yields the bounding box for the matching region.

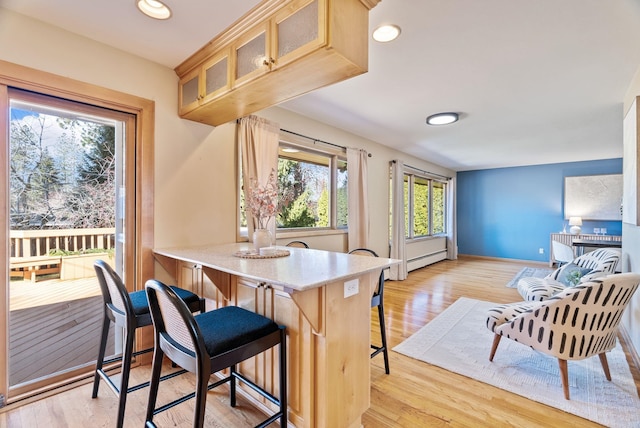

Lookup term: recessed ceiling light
[372,24,401,43]
[137,0,172,20]
[426,112,459,126]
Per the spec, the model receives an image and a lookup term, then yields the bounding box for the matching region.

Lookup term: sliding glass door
[6,89,134,398]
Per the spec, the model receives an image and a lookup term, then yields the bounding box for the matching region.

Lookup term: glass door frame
[0,60,155,405]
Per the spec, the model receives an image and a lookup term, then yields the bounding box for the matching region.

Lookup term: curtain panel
[390,160,408,280]
[446,176,458,260]
[238,115,280,241]
[347,147,370,250]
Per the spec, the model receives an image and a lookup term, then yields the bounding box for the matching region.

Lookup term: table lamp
[569,217,582,235]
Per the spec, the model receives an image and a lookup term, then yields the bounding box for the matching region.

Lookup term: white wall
[623,69,640,357]
[0,8,454,261]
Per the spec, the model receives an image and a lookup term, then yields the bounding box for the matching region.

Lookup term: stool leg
[378,303,390,374]
[92,313,111,398]
[145,345,165,425]
[116,326,135,428]
[194,363,209,428]
[230,364,237,407]
[279,328,288,427]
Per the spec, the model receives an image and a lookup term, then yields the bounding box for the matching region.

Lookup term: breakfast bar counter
[153,243,399,428]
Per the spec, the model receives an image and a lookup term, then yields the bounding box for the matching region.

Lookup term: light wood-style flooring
[1,256,639,427]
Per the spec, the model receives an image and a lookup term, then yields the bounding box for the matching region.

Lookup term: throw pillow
[556,263,593,286]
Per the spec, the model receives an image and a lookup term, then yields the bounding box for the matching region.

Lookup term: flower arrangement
[247,169,279,229]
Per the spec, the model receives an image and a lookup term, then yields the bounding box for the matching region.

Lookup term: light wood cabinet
[162,256,376,428]
[175,0,380,126]
[178,48,231,116]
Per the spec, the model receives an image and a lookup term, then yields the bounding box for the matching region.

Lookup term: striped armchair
[517,248,621,301]
[487,273,640,399]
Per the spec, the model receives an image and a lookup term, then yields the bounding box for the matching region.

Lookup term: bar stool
[145,279,287,428]
[92,260,205,428]
[348,248,390,374]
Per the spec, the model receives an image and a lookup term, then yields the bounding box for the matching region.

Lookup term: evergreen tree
[79,125,115,184]
[317,188,329,227]
[277,159,316,227]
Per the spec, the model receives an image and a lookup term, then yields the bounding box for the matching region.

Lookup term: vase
[253,229,273,251]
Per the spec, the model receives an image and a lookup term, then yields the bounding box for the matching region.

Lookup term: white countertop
[154,243,400,292]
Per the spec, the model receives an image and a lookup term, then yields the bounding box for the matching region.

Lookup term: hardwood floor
[1,256,638,427]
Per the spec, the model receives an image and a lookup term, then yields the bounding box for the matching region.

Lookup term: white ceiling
[3,0,640,171]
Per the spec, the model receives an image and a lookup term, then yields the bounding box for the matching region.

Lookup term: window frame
[238,131,348,238]
[403,171,448,240]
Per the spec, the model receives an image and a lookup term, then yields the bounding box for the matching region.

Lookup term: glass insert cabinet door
[178,48,231,115]
[273,0,324,69]
[234,23,270,87]
[277,0,319,57]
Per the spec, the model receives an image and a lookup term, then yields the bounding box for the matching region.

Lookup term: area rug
[505,266,553,287]
[393,297,640,428]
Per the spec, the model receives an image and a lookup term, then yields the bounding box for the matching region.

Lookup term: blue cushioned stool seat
[129,286,201,316]
[196,306,280,356]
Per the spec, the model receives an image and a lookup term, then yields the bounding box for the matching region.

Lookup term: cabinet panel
[177,262,200,295]
[178,50,231,115]
[178,70,200,114]
[234,23,270,87]
[201,49,231,104]
[275,0,323,68]
[204,58,227,93]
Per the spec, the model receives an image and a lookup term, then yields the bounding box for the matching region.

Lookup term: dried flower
[247,169,279,229]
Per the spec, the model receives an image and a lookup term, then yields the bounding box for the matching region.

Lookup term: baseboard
[408,251,447,272]
[618,324,640,375]
[458,254,550,266]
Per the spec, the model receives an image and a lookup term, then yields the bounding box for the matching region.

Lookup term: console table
[153,243,399,428]
[549,233,622,266]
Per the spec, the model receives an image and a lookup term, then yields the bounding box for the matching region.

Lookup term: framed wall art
[564,174,623,221]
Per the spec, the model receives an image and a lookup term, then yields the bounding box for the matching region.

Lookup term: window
[240,135,347,233]
[402,172,447,238]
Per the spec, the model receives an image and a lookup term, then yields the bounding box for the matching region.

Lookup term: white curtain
[347,148,369,251]
[389,160,408,280]
[446,175,458,259]
[238,115,280,242]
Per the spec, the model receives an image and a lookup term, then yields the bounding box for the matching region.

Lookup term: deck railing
[10,228,116,258]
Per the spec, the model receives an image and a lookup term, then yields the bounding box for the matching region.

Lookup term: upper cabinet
[175,0,380,126]
[179,48,231,114]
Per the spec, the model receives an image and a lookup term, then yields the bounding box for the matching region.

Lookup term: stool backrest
[94,260,134,320]
[146,279,205,370]
[348,248,384,304]
[286,240,309,248]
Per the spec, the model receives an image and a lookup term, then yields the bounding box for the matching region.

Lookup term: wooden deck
[9,277,114,386]
[10,276,102,310]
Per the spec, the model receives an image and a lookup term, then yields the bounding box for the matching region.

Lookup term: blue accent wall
[457,159,623,262]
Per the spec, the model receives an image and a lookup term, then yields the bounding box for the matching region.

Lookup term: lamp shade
[568,216,582,235]
[568,217,582,226]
